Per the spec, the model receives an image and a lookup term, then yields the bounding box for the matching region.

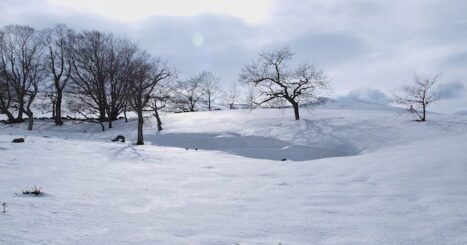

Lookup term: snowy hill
[1,100,467,244]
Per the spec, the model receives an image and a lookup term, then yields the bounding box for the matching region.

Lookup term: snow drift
[1,100,467,244]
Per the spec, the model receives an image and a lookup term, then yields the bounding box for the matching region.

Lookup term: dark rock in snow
[12,138,25,143]
[111,135,126,143]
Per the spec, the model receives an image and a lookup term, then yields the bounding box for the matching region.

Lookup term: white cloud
[1,0,467,112]
[340,88,391,105]
[45,0,273,24]
[437,81,465,100]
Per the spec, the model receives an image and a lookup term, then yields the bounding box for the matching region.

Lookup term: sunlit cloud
[192,33,205,47]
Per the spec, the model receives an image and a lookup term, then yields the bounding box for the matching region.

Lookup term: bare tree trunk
[0,105,15,123]
[52,99,56,122]
[189,99,195,112]
[109,109,119,122]
[123,107,128,122]
[5,111,15,123]
[26,92,36,130]
[99,121,105,131]
[136,110,144,145]
[422,104,426,121]
[26,111,34,130]
[55,91,63,125]
[153,108,163,131]
[108,115,112,129]
[16,100,24,122]
[292,102,300,120]
[98,106,106,122]
[208,93,211,111]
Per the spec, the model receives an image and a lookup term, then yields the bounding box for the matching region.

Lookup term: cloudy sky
[2,0,467,113]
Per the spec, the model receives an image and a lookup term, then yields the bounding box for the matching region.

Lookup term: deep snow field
[1,100,467,244]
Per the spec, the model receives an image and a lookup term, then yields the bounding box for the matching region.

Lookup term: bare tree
[0,71,15,122]
[245,83,257,110]
[394,74,440,121]
[34,85,56,116]
[43,24,75,126]
[104,38,138,128]
[171,75,204,112]
[240,47,329,120]
[66,98,105,131]
[149,79,173,131]
[69,31,135,128]
[0,25,45,129]
[69,30,111,123]
[128,52,172,145]
[122,103,129,123]
[0,30,15,122]
[225,81,239,109]
[199,71,220,111]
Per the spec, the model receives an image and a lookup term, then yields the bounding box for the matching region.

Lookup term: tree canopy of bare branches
[0,25,45,129]
[149,78,173,131]
[199,71,220,111]
[68,31,111,123]
[239,47,329,120]
[43,24,75,125]
[127,52,173,145]
[69,31,138,129]
[394,74,440,121]
[171,74,204,112]
[225,81,239,109]
[0,68,14,122]
[104,38,139,128]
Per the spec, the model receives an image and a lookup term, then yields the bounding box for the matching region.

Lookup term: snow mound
[1,101,467,244]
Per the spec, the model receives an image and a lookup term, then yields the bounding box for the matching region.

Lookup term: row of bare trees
[0,24,179,144]
[1,23,440,147]
[0,24,340,145]
[170,71,221,112]
[0,24,270,144]
[0,25,333,139]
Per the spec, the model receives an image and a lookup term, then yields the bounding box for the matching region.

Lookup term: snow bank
[1,102,467,244]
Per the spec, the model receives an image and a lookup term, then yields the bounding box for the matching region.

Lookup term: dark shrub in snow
[22,186,42,196]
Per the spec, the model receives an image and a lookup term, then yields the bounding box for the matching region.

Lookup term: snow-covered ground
[1,100,467,244]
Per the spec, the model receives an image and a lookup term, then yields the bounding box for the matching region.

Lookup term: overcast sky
[1,0,467,113]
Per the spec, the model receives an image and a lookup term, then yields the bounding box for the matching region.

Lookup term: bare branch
[239,47,330,120]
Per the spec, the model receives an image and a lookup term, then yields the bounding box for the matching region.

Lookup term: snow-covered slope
[1,100,467,244]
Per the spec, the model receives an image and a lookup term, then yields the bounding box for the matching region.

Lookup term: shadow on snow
[146,132,359,161]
